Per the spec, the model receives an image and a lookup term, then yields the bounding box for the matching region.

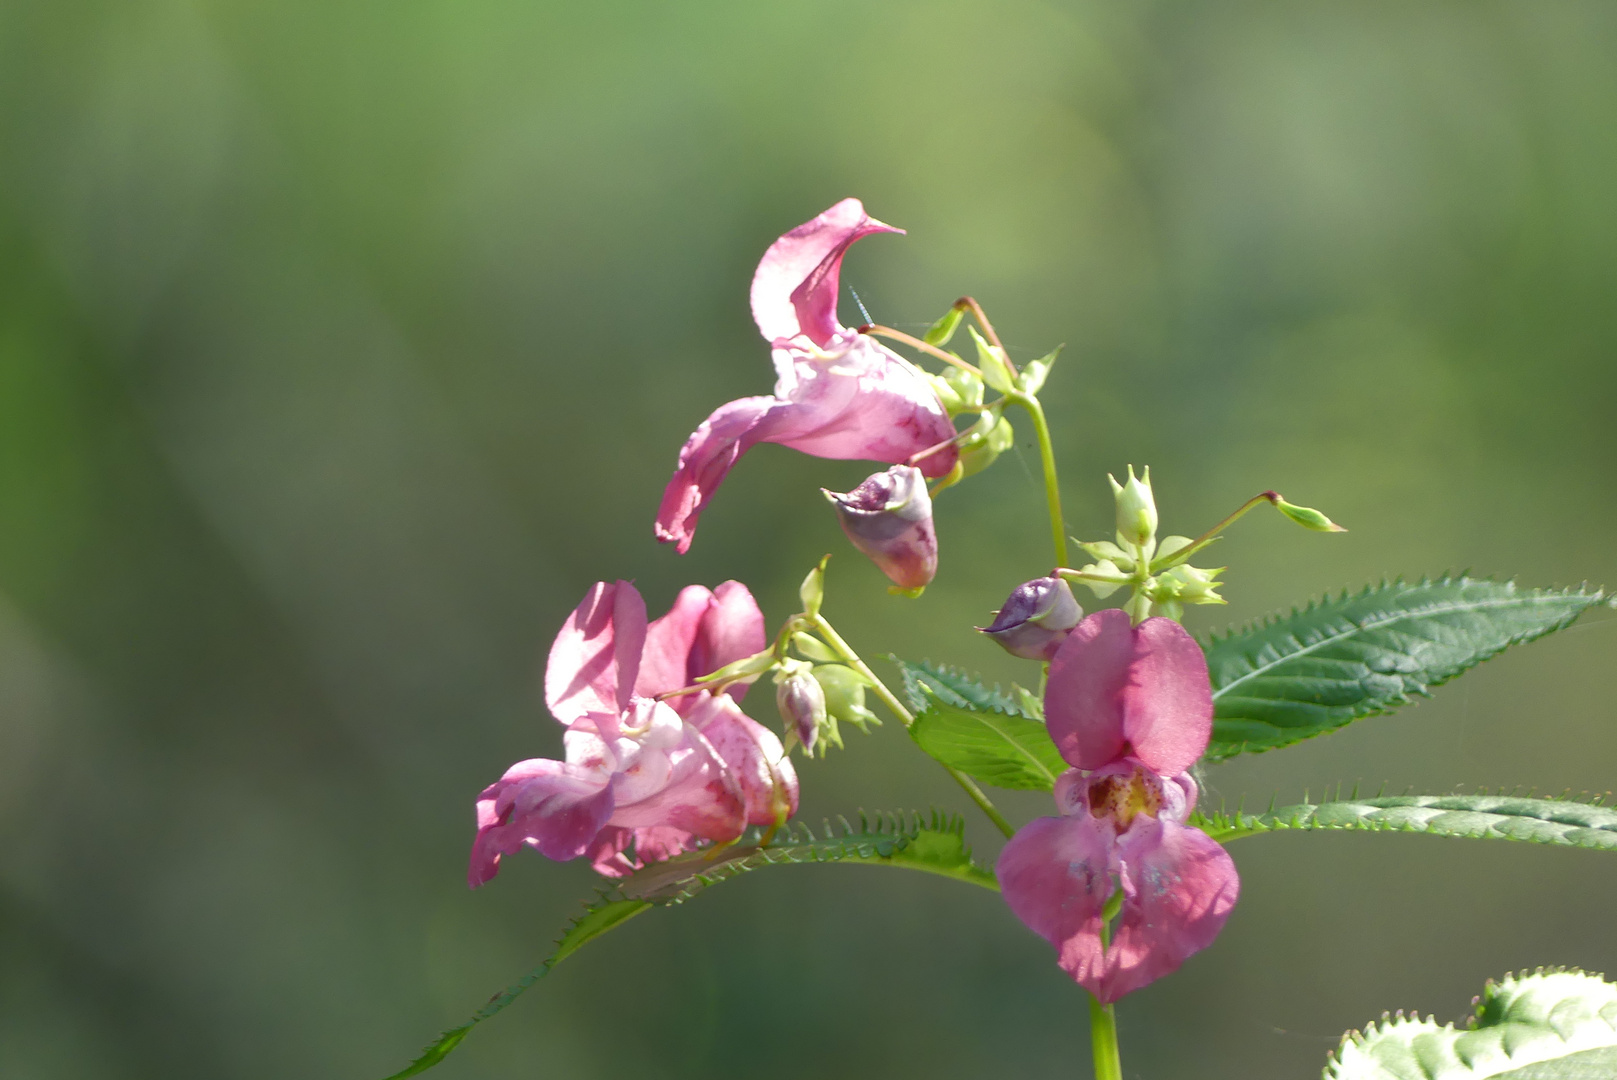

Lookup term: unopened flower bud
[775,661,828,754]
[968,326,1015,395]
[1109,465,1158,550]
[812,663,880,733]
[1015,346,1060,396]
[823,465,937,594]
[980,576,1085,661]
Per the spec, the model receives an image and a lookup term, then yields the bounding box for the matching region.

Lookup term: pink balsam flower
[655,198,959,553]
[469,580,798,886]
[995,608,1239,1002]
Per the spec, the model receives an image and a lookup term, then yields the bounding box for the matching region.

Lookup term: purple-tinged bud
[775,662,828,754]
[980,577,1084,661]
[822,465,937,594]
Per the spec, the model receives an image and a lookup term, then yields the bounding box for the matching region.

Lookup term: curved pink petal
[1045,610,1212,775]
[750,198,902,347]
[637,584,714,700]
[694,581,768,701]
[686,694,800,826]
[545,581,648,725]
[654,342,956,553]
[1099,820,1239,1001]
[468,758,614,887]
[995,813,1113,983]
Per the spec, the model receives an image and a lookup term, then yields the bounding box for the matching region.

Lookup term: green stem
[1007,392,1067,568]
[1089,999,1122,1080]
[1150,490,1282,574]
[808,613,1016,840]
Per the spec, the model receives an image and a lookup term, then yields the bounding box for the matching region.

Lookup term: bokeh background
[3,1,1616,1077]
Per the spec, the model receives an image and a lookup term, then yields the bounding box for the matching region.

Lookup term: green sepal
[1204,577,1608,761]
[968,325,1015,394]
[798,555,829,617]
[1015,345,1060,396]
[910,688,1067,791]
[1199,792,1617,853]
[1325,968,1617,1080]
[791,631,840,663]
[923,304,964,346]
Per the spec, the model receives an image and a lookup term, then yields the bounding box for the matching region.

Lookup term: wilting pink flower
[823,465,937,591]
[470,580,798,886]
[655,199,959,553]
[980,575,1083,661]
[995,608,1238,1002]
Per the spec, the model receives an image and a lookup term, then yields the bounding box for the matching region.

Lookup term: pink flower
[469,580,799,886]
[823,465,937,591]
[995,609,1239,1002]
[655,199,959,554]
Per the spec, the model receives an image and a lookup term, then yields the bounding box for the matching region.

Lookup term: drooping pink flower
[470,580,799,886]
[995,608,1239,1002]
[655,199,959,554]
[823,464,937,591]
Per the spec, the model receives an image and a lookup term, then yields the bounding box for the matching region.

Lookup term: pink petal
[686,694,800,826]
[653,395,783,554]
[545,581,649,724]
[694,581,768,701]
[636,585,714,700]
[468,758,614,887]
[1045,610,1213,775]
[653,344,956,553]
[584,825,701,878]
[749,198,902,347]
[995,813,1113,982]
[995,812,1240,1003]
[1097,820,1239,1002]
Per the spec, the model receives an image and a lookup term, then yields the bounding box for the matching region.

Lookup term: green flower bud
[1077,539,1136,573]
[943,364,985,412]
[798,555,828,618]
[924,372,965,415]
[1271,495,1347,533]
[1109,465,1158,550]
[811,663,880,734]
[1069,559,1128,599]
[790,631,839,663]
[923,304,965,346]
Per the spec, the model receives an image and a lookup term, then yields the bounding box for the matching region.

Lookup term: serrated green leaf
[380,813,996,1078]
[1204,577,1607,761]
[910,693,1067,791]
[888,656,1027,716]
[380,897,651,1079]
[1326,968,1617,1080]
[1200,793,1617,852]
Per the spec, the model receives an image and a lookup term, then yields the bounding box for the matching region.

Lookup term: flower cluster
[469,580,796,884]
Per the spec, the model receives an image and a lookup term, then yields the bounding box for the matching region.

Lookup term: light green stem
[808,613,1016,840]
[1089,999,1122,1080]
[1008,392,1067,568]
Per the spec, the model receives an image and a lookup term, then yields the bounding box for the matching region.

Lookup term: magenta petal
[750,198,902,347]
[654,395,783,554]
[545,581,649,724]
[1099,821,1240,1002]
[468,759,614,887]
[637,585,714,700]
[686,694,800,826]
[1045,610,1213,775]
[695,581,768,701]
[770,337,957,473]
[996,814,1113,984]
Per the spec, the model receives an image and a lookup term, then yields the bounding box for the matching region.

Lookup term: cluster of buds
[1067,465,1227,624]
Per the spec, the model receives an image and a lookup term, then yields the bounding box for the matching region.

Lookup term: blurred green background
[2,1,1616,1077]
